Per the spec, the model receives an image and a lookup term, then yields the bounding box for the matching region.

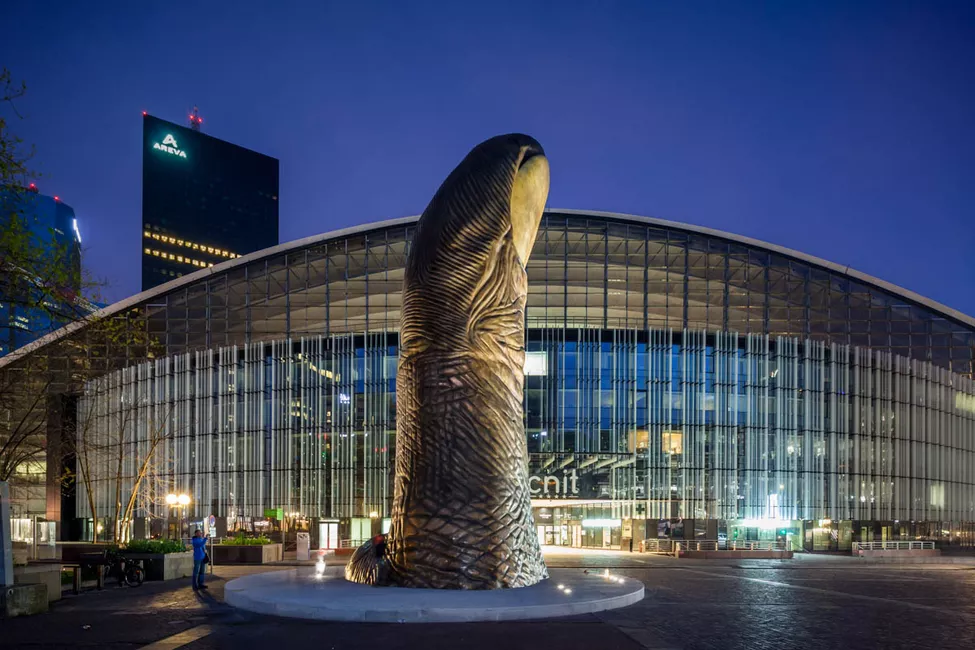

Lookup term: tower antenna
[189,106,203,132]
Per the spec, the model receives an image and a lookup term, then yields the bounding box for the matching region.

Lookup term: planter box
[59,543,113,563]
[212,543,282,564]
[122,551,194,580]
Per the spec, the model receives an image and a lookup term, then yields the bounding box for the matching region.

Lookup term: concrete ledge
[14,564,62,602]
[680,550,793,559]
[1,584,48,618]
[225,567,644,623]
[857,549,941,558]
[854,555,958,564]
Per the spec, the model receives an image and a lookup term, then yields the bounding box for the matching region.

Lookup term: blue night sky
[4,1,974,315]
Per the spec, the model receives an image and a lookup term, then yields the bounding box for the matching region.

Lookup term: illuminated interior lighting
[142,228,241,258]
[737,518,791,530]
[581,518,621,528]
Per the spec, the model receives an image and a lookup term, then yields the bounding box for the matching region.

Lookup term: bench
[26,559,105,595]
[60,562,105,594]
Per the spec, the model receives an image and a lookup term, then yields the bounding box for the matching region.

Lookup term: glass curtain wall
[64,211,975,542]
[144,214,975,379]
[77,330,975,529]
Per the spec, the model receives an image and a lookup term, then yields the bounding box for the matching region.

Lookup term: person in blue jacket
[191,529,209,590]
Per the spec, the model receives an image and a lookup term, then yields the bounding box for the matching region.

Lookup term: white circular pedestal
[225,567,644,623]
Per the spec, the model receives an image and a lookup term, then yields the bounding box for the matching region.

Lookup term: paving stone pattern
[3,553,975,649]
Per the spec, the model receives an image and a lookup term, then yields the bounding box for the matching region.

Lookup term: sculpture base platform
[225,567,644,623]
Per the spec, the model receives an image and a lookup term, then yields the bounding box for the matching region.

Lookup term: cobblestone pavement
[5,552,975,649]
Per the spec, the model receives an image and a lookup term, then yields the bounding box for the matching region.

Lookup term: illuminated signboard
[152,133,187,158]
[581,518,621,528]
[528,470,580,497]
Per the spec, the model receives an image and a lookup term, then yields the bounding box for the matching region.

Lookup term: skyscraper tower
[141,113,279,290]
[0,186,88,356]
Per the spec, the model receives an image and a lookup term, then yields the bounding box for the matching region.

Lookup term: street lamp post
[166,493,191,540]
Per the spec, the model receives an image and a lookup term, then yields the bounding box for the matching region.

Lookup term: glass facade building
[0,188,85,357]
[142,114,279,290]
[12,210,975,550]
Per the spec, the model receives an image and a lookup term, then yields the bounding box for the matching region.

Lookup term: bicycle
[104,548,145,587]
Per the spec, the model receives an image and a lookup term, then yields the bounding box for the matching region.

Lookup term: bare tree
[0,363,51,482]
[73,369,177,543]
[115,406,175,542]
[0,67,118,511]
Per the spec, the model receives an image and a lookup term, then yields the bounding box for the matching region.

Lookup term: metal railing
[641,538,787,553]
[852,541,935,553]
[641,539,680,553]
[338,538,367,549]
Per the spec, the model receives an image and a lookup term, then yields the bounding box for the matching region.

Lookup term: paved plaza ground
[5,548,975,649]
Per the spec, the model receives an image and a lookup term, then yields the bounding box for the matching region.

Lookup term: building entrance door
[538,525,569,546]
[319,521,339,549]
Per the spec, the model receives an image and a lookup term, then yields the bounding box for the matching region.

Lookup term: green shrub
[224,534,273,546]
[124,538,189,554]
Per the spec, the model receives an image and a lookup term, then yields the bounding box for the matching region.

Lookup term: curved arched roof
[3,209,972,369]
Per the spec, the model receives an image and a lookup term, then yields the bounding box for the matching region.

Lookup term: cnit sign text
[529,470,580,497]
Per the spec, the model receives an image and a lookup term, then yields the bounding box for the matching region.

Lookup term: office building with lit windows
[5,210,975,550]
[141,114,278,290]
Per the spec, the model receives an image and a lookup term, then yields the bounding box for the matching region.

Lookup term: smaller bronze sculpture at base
[345,134,550,589]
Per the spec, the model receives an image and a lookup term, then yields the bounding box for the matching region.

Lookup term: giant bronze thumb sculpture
[346,134,550,589]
